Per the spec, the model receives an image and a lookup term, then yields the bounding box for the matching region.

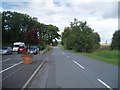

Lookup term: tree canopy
[111,30,120,50]
[2,11,60,46]
[62,18,100,52]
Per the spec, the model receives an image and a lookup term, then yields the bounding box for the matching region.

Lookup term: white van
[13,42,25,52]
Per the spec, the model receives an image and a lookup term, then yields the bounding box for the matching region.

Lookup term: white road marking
[0,58,11,62]
[0,61,22,74]
[73,60,84,69]
[12,58,21,59]
[68,56,69,58]
[22,55,49,89]
[63,52,64,54]
[2,66,25,81]
[97,79,113,90]
[0,58,21,62]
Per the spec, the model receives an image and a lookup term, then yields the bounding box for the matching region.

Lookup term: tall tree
[111,30,120,50]
[61,27,70,46]
[62,18,101,52]
[2,11,61,46]
[2,11,42,44]
[43,24,60,45]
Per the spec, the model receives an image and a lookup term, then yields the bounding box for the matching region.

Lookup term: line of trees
[2,11,60,48]
[61,18,101,52]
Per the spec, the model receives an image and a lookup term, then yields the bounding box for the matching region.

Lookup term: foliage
[53,39,58,46]
[2,11,37,43]
[111,30,120,50]
[61,27,70,46]
[60,45,119,66]
[22,50,28,55]
[2,11,60,47]
[24,29,43,45]
[62,18,100,52]
[42,24,61,45]
[80,49,119,66]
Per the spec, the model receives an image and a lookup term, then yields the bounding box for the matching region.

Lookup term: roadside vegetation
[80,47,119,66]
[60,45,119,66]
[61,18,120,66]
[61,18,100,52]
[2,11,60,49]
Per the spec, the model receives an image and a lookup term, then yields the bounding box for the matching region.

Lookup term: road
[29,47,119,89]
[0,51,51,89]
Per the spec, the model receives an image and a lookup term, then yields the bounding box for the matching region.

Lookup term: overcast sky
[1,0,119,43]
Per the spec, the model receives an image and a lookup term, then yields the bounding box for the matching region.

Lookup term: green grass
[59,45,119,66]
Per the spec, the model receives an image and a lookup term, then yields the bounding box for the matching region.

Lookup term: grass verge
[59,45,119,66]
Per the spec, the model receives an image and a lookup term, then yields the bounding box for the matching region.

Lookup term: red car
[18,46,27,54]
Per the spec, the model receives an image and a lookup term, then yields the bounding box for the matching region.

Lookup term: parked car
[0,46,13,55]
[28,46,39,55]
[18,46,27,54]
[13,42,25,52]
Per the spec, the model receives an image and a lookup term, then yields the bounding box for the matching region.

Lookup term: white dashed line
[97,79,113,90]
[0,61,23,74]
[63,52,64,54]
[0,58,21,62]
[68,56,69,58]
[73,60,84,69]
[2,66,25,81]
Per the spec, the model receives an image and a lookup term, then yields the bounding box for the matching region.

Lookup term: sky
[0,0,119,43]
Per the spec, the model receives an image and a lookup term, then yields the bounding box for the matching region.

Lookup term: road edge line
[21,56,49,89]
[0,61,22,74]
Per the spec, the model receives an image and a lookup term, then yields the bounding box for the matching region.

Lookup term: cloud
[1,1,118,43]
[2,0,119,2]
[64,2,118,19]
[86,18,117,43]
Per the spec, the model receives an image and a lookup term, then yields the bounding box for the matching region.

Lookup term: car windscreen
[2,47,8,50]
[29,48,36,50]
[14,45,19,47]
[19,46,25,48]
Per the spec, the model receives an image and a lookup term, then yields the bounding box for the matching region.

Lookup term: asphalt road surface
[29,47,119,89]
[0,51,51,89]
